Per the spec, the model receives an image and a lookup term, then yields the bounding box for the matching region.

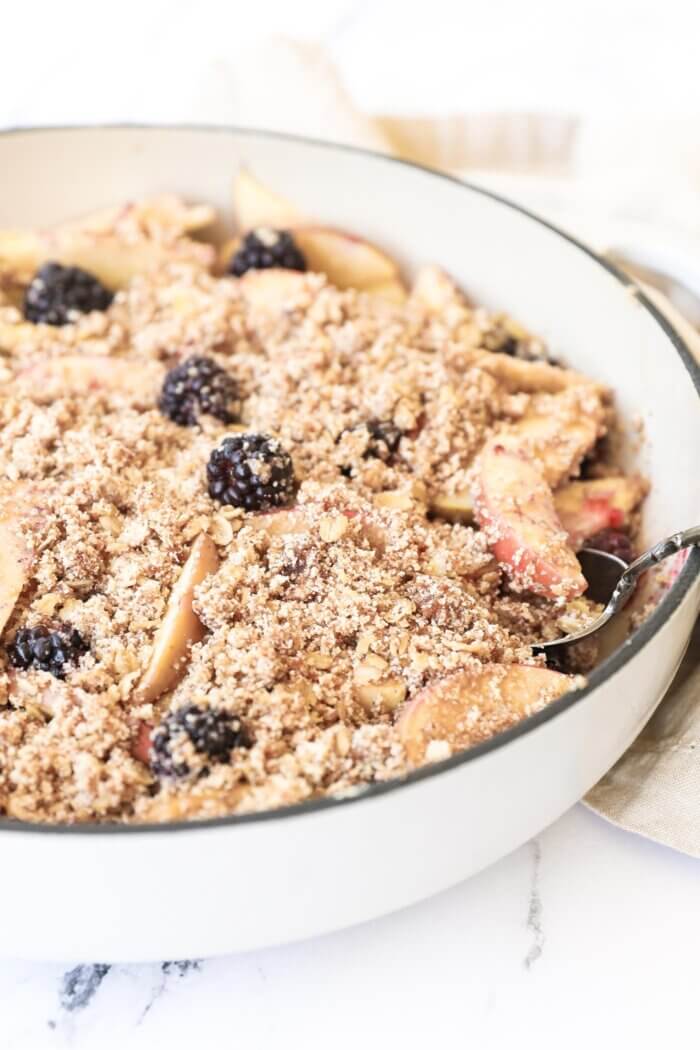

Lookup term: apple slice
[473,442,586,599]
[429,490,474,524]
[131,721,154,765]
[234,169,304,231]
[398,663,573,762]
[474,351,599,395]
[16,355,164,401]
[367,279,408,304]
[238,268,309,310]
[293,227,403,295]
[0,230,44,278]
[0,489,37,636]
[136,533,220,702]
[0,229,215,291]
[52,235,215,289]
[410,265,466,312]
[554,476,647,548]
[495,407,602,488]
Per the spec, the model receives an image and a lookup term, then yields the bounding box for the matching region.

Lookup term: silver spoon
[537,526,700,652]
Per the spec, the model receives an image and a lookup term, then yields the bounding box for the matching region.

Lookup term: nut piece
[319,514,348,542]
[136,533,220,702]
[429,490,474,523]
[355,675,407,713]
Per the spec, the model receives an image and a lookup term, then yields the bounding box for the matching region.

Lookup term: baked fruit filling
[0,173,647,823]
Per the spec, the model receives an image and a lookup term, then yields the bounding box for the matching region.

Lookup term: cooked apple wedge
[495,406,602,489]
[16,355,164,401]
[57,195,215,239]
[0,491,35,636]
[293,227,404,296]
[429,490,474,524]
[136,534,220,703]
[398,663,572,763]
[234,168,304,231]
[410,265,466,312]
[131,721,154,764]
[0,229,214,291]
[473,442,586,599]
[554,476,647,548]
[367,278,408,304]
[0,230,44,279]
[474,351,598,395]
[52,236,215,290]
[238,268,309,310]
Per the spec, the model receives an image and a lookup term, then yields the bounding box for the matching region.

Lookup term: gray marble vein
[137,960,202,1025]
[524,838,544,969]
[58,964,111,1013]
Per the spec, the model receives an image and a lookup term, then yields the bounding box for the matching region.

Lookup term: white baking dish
[0,126,698,962]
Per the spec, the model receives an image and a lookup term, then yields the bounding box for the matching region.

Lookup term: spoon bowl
[538,526,700,653]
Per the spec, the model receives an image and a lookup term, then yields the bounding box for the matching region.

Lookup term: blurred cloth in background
[4,0,699,242]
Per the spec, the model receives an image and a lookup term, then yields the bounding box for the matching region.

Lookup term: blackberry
[339,420,403,470]
[364,420,403,461]
[150,703,250,779]
[24,262,113,326]
[8,624,88,679]
[586,529,635,564]
[487,329,560,367]
[207,433,296,511]
[159,355,239,427]
[228,228,307,277]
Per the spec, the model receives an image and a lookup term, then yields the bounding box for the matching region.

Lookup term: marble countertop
[2,806,698,1049]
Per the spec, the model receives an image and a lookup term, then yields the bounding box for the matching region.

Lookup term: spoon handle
[606,526,700,618]
[625,525,700,579]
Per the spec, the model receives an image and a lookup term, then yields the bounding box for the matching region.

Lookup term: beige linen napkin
[584,291,700,856]
[221,37,700,856]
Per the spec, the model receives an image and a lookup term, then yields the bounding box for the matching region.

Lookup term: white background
[3,0,700,126]
[2,3,699,1048]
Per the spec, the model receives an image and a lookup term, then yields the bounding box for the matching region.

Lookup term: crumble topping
[0,196,636,824]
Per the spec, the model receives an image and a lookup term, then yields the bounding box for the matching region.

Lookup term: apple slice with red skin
[0,517,30,637]
[132,722,154,765]
[292,227,404,297]
[0,484,45,637]
[398,663,573,763]
[553,476,646,548]
[495,409,602,489]
[136,533,220,703]
[473,442,586,599]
